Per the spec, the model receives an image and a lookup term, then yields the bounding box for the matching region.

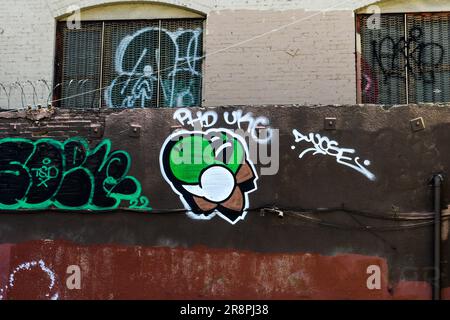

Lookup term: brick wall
[0,0,377,108]
[0,104,447,298]
[203,9,356,106]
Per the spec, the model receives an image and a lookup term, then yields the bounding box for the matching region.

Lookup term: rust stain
[0,240,434,300]
[441,287,450,300]
[442,205,450,241]
[391,281,432,300]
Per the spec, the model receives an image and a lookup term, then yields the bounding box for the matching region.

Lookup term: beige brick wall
[0,1,55,108]
[203,9,356,106]
[0,0,377,108]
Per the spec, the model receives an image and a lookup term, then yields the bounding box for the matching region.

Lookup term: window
[357,13,450,104]
[54,19,204,108]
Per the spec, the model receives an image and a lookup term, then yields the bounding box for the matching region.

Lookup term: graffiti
[160,129,258,224]
[372,27,445,83]
[0,137,151,211]
[174,108,218,128]
[0,260,59,300]
[361,57,379,103]
[291,129,376,181]
[173,108,273,144]
[224,110,273,143]
[105,27,203,108]
[31,158,60,188]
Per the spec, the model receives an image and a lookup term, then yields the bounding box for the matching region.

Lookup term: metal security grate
[358,13,450,104]
[55,19,204,109]
[358,14,407,104]
[407,13,450,103]
[57,22,103,108]
[159,19,203,108]
[102,21,160,108]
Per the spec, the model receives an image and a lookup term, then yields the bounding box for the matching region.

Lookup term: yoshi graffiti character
[160,129,258,224]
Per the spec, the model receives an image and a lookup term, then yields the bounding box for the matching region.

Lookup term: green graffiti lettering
[0,137,151,211]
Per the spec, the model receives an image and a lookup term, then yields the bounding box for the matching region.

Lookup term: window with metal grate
[54,19,204,109]
[357,13,450,105]
[55,22,103,109]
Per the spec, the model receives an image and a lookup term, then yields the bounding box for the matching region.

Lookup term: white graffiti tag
[291,129,376,181]
[224,110,273,144]
[173,108,218,128]
[105,27,203,108]
[0,260,59,300]
[173,108,273,144]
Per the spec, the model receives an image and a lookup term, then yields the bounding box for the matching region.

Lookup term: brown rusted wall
[0,240,432,300]
[0,104,448,300]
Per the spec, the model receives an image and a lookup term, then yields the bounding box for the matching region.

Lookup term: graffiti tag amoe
[160,129,258,224]
[371,26,444,84]
[0,137,151,211]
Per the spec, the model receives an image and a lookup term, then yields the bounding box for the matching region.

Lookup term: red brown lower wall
[0,240,432,300]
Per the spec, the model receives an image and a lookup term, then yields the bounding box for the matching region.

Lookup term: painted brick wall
[0,0,55,107]
[0,0,376,108]
[203,9,356,106]
[0,104,446,299]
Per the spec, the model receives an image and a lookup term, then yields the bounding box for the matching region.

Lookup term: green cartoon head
[161,129,258,224]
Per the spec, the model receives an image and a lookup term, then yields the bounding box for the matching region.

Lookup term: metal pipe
[433,174,443,300]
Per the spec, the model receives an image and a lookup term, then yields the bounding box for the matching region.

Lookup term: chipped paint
[0,240,436,300]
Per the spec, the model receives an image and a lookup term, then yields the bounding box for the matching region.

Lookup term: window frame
[53,17,206,109]
[356,11,450,105]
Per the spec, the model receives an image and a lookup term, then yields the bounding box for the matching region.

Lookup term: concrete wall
[0,104,447,299]
[0,0,382,108]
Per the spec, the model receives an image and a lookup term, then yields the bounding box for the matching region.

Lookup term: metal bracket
[89,124,104,138]
[9,123,22,136]
[410,117,425,132]
[129,124,142,138]
[324,117,337,130]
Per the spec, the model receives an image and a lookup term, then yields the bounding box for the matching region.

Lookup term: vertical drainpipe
[434,174,443,300]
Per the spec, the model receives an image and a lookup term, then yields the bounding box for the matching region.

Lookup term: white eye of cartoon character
[183,166,236,203]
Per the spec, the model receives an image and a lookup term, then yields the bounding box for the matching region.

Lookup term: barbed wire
[0,79,98,110]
